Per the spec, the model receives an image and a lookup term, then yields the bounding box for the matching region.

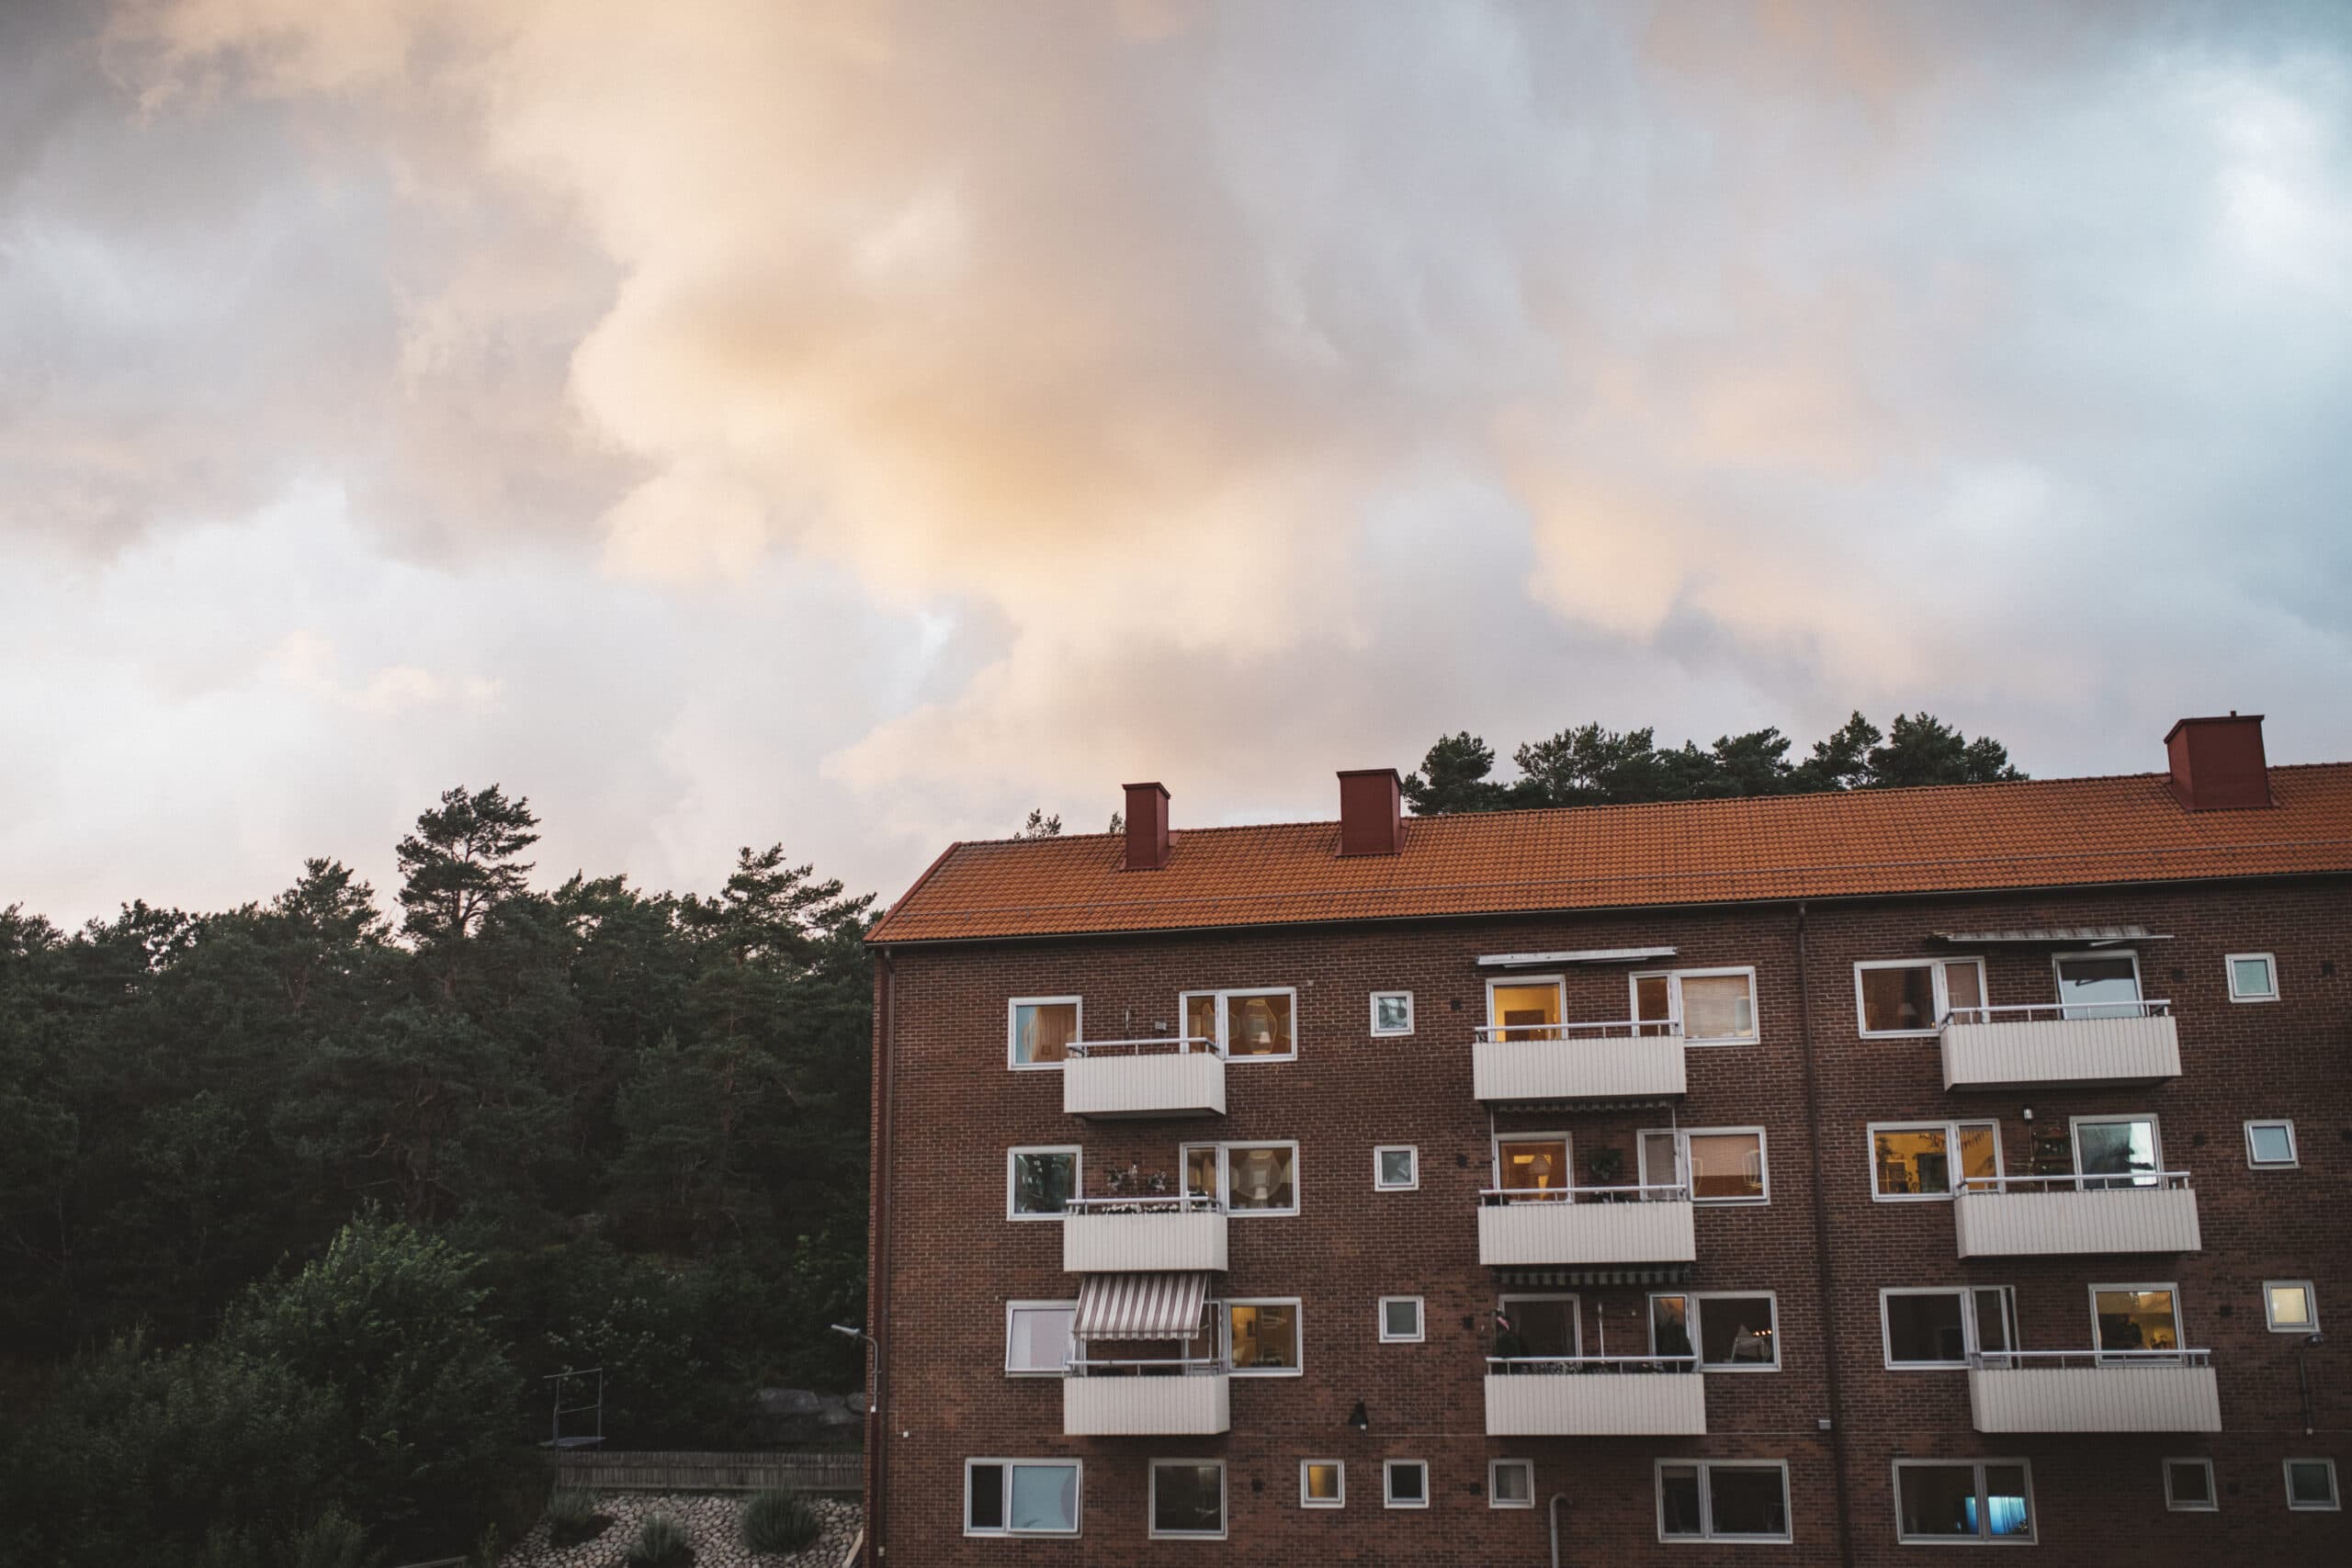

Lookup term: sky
[6,0,2351,928]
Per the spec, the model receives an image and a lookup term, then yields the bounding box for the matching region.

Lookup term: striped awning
[1935,925,2169,945]
[1074,1272,1210,1339]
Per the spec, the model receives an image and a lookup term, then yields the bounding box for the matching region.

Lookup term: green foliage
[741,1487,824,1553]
[395,784,541,945]
[626,1512,692,1568]
[281,1506,374,1568]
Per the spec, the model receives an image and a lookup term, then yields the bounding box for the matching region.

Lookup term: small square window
[1384,1460,1429,1509]
[1370,991,1415,1035]
[1374,1145,1419,1191]
[1150,1459,1227,1538]
[2246,1120,2300,1168]
[2226,953,2279,1002]
[1006,1147,1080,1220]
[2266,1280,2319,1334]
[2285,1458,2339,1511]
[1379,1296,1424,1343]
[1300,1460,1343,1508]
[1490,1459,1534,1508]
[2164,1458,2216,1512]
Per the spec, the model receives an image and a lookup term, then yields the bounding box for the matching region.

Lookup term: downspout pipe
[1795,902,1858,1568]
[867,947,898,1563]
[1549,1492,1568,1568]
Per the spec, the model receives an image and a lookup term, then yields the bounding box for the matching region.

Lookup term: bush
[544,1488,608,1548]
[741,1487,823,1553]
[624,1512,692,1568]
[281,1507,373,1568]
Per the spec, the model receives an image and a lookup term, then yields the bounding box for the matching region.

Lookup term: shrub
[280,1507,373,1568]
[624,1512,692,1568]
[741,1487,823,1553]
[544,1489,607,1548]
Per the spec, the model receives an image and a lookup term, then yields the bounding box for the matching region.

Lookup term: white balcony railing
[1062,1193,1227,1273]
[1062,1036,1226,1119]
[1939,1001,2181,1089]
[1966,1348,2221,1433]
[1062,1354,1231,1435]
[1472,1020,1687,1102]
[1952,1172,2201,1257]
[1484,1355,1705,1435]
[1476,1184,1696,1267]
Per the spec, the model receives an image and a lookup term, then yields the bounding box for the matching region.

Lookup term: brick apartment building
[860,715,2349,1564]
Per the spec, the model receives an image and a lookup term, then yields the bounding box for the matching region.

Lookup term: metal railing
[1970,1348,2211,1371]
[1062,1192,1226,1215]
[1941,999,2172,1026]
[1955,1170,2192,1195]
[1065,1353,1228,1379]
[1478,1182,1690,1206]
[1487,1353,1698,1376]
[1472,1019,1684,1043]
[1064,1035,1223,1060]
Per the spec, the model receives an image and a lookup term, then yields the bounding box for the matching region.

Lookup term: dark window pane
[1707,1467,1789,1537]
[1658,1465,1702,1536]
[1861,964,1937,1032]
[1510,1298,1578,1359]
[1153,1462,1223,1535]
[2166,1461,2211,1506]
[1388,1463,1426,1503]
[968,1463,1005,1530]
[2287,1461,2336,1507]
[1898,1465,1979,1538]
[1012,1153,1073,1214]
[1886,1292,1967,1363]
[1970,1290,2011,1355]
[1699,1295,1776,1366]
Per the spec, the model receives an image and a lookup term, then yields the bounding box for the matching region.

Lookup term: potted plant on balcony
[1588,1145,1626,1199]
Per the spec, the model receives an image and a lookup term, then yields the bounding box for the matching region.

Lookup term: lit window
[1870,1120,2000,1200]
[1300,1460,1343,1509]
[1633,968,1758,1043]
[1370,991,1415,1035]
[1384,1460,1429,1509]
[1189,1299,1303,1376]
[2164,1458,2216,1512]
[1181,987,1296,1059]
[1007,997,1080,1067]
[1640,1126,1767,1202]
[1494,1134,1571,1198]
[1855,958,1987,1033]
[1182,1141,1299,1214]
[1374,1145,1419,1191]
[1881,1287,2015,1368]
[1003,1302,1074,1375]
[1894,1461,2034,1542]
[1149,1459,1226,1539]
[1657,1461,1792,1541]
[2245,1119,2299,1168]
[2226,953,2278,1002]
[1649,1292,1778,1370]
[1487,977,1564,1040]
[1379,1297,1424,1343]
[2265,1281,2319,1334]
[965,1459,1080,1536]
[1006,1146,1080,1219]
[2286,1458,2340,1511]
[2053,952,2144,1019]
[1490,1459,1534,1509]
[2092,1285,2182,1359]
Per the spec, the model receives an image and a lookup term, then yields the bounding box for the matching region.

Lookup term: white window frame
[1182,1140,1302,1217]
[1370,990,1416,1036]
[1148,1457,1227,1540]
[963,1457,1082,1538]
[1179,986,1298,1062]
[1491,1129,1575,1194]
[1639,1124,1770,1205]
[1378,1296,1425,1344]
[1853,955,1988,1036]
[1486,974,1566,1033]
[1299,1459,1344,1509]
[1489,1458,1535,1509]
[2264,1280,2319,1334]
[1498,1292,1583,1359]
[1373,1145,1419,1191]
[1892,1458,2035,1545]
[2285,1457,2341,1511]
[2225,952,2279,1003]
[1866,1119,2002,1202]
[2052,948,2144,1015]
[1216,1296,1306,1378]
[1654,1458,1794,1543]
[1005,995,1082,1070]
[2088,1280,2184,1362]
[2069,1112,2164,1185]
[1631,965,1760,1045]
[1005,1145,1081,1222]
[2245,1118,2299,1169]
[1002,1299,1075,1377]
[1383,1459,1430,1510]
[2163,1457,2217,1512]
[1878,1286,2017,1371]
[1647,1291,1781,1371]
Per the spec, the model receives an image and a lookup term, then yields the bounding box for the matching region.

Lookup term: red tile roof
[867,764,2352,944]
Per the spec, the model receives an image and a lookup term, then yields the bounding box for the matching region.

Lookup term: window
[1855,957,1987,1034]
[1006,1146,1080,1220]
[2164,1458,2216,1512]
[2265,1280,2319,1334]
[1379,1297,1424,1343]
[2246,1119,2300,1168]
[1300,1460,1343,1508]
[1374,1145,1419,1191]
[1182,987,1295,1059]
[1007,997,1080,1067]
[2091,1283,2182,1359]
[1490,1459,1534,1509]
[2226,953,2278,1002]
[2286,1458,2340,1511]
[1870,1120,2000,1200]
[964,1458,1080,1537]
[1881,1287,2015,1368]
[1188,1298,1303,1375]
[1487,976,1564,1040]
[1182,1141,1299,1214]
[1148,1459,1225,1539]
[1498,1294,1580,1359]
[1650,1292,1778,1370]
[1003,1301,1074,1375]
[2053,951,2143,1019]
[1633,967,1758,1043]
[2073,1114,2163,1188]
[1640,1126,1768,1202]
[1894,1460,2034,1543]
[1384,1460,1429,1509]
[1494,1133,1572,1197]
[1657,1461,1792,1542]
[1370,991,1415,1035]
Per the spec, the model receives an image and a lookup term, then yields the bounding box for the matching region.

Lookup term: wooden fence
[553,1450,864,1494]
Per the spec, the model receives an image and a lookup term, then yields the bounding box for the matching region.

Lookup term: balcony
[1063,1037,1225,1119]
[1952,1173,2201,1258]
[1062,1195,1227,1273]
[1062,1358,1231,1436]
[1485,1357,1705,1435]
[1476,1186,1696,1268]
[1473,1021,1686,1104]
[1967,1350,2221,1433]
[1939,1002,2180,1089]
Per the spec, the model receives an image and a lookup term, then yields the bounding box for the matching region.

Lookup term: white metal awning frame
[1476,947,1678,969]
[1934,926,2170,947]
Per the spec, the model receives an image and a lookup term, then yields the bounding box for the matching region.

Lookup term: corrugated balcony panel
[1061,1208,1227,1273]
[1062,1050,1226,1119]
[1484,1371,1707,1436]
[1062,1373,1230,1436]
[1472,1035,1687,1102]
[1476,1199,1696,1268]
[1952,1183,2201,1257]
[1939,1012,2181,1089]
[1967,1360,2221,1432]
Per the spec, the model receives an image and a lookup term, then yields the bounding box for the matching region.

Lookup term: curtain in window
[1679,976,1755,1039]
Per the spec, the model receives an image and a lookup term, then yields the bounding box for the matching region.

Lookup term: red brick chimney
[1122,782,1170,870]
[1337,768,1405,856]
[2165,714,2273,811]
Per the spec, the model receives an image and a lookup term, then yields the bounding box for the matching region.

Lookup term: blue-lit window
[1894,1461,2035,1544]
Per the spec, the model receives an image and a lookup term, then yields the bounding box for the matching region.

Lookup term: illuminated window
[1894,1460,2033,1543]
[2265,1281,2318,1334]
[1187,1298,1303,1376]
[1487,977,1564,1040]
[1300,1460,1343,1508]
[1494,1134,1571,1199]
[1640,1125,1767,1202]
[1181,987,1295,1058]
[1855,957,1986,1033]
[2091,1284,2182,1359]
[1007,997,1080,1067]
[1870,1120,2000,1200]
[1182,1141,1299,1214]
